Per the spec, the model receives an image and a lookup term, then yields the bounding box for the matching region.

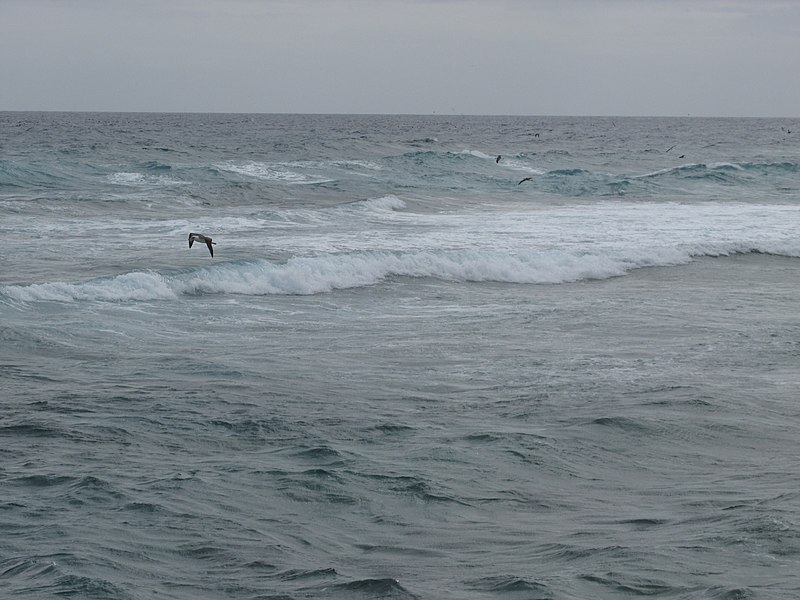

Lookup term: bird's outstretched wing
[518,177,532,185]
[206,239,214,257]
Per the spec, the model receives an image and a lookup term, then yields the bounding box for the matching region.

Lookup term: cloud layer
[1,0,798,115]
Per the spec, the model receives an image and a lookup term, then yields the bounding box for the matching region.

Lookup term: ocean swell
[4,242,798,304]
[1,272,176,303]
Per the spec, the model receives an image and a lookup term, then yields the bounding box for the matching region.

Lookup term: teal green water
[2,113,800,599]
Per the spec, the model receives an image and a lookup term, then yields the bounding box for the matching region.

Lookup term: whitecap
[107,172,190,186]
[216,161,333,185]
[354,196,407,211]
[461,150,495,160]
[2,272,176,303]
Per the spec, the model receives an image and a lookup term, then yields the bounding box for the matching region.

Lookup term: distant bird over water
[518,177,533,185]
[188,232,216,257]
[496,155,502,163]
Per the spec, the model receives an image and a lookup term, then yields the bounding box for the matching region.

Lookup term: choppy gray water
[1,113,800,599]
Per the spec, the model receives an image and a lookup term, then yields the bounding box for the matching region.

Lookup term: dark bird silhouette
[496,155,502,163]
[666,145,676,153]
[188,232,216,257]
[518,177,533,185]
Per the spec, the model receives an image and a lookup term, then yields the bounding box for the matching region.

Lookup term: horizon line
[1,109,798,119]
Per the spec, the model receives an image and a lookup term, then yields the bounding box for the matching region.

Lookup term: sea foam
[6,241,798,305]
[2,272,176,303]
[216,161,333,184]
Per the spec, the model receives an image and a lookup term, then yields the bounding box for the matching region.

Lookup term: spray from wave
[4,241,798,305]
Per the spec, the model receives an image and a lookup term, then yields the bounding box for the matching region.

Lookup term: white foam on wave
[707,162,745,170]
[2,272,176,303]
[216,162,333,185]
[633,166,685,179]
[635,162,745,179]
[217,159,379,184]
[6,240,798,305]
[351,195,407,212]
[462,150,494,160]
[4,201,799,304]
[323,159,383,171]
[463,150,545,174]
[108,172,189,186]
[170,251,610,297]
[500,159,546,175]
[109,172,145,185]
[158,239,800,298]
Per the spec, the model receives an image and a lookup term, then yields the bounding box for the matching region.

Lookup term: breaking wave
[636,161,800,179]
[4,243,798,304]
[215,161,334,184]
[214,159,381,185]
[107,172,189,186]
[513,161,800,197]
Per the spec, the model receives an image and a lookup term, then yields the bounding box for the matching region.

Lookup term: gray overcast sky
[1,0,798,116]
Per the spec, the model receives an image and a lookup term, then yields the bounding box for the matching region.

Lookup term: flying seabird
[518,177,533,185]
[496,155,502,163]
[665,145,676,153]
[188,232,216,257]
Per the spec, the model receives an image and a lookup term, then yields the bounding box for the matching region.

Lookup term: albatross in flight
[188,232,216,257]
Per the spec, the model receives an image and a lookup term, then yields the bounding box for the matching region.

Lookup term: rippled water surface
[2,113,800,599]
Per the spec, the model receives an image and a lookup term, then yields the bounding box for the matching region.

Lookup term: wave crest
[2,271,176,303]
[636,161,800,180]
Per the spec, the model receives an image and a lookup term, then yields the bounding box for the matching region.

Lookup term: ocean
[1,112,799,599]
